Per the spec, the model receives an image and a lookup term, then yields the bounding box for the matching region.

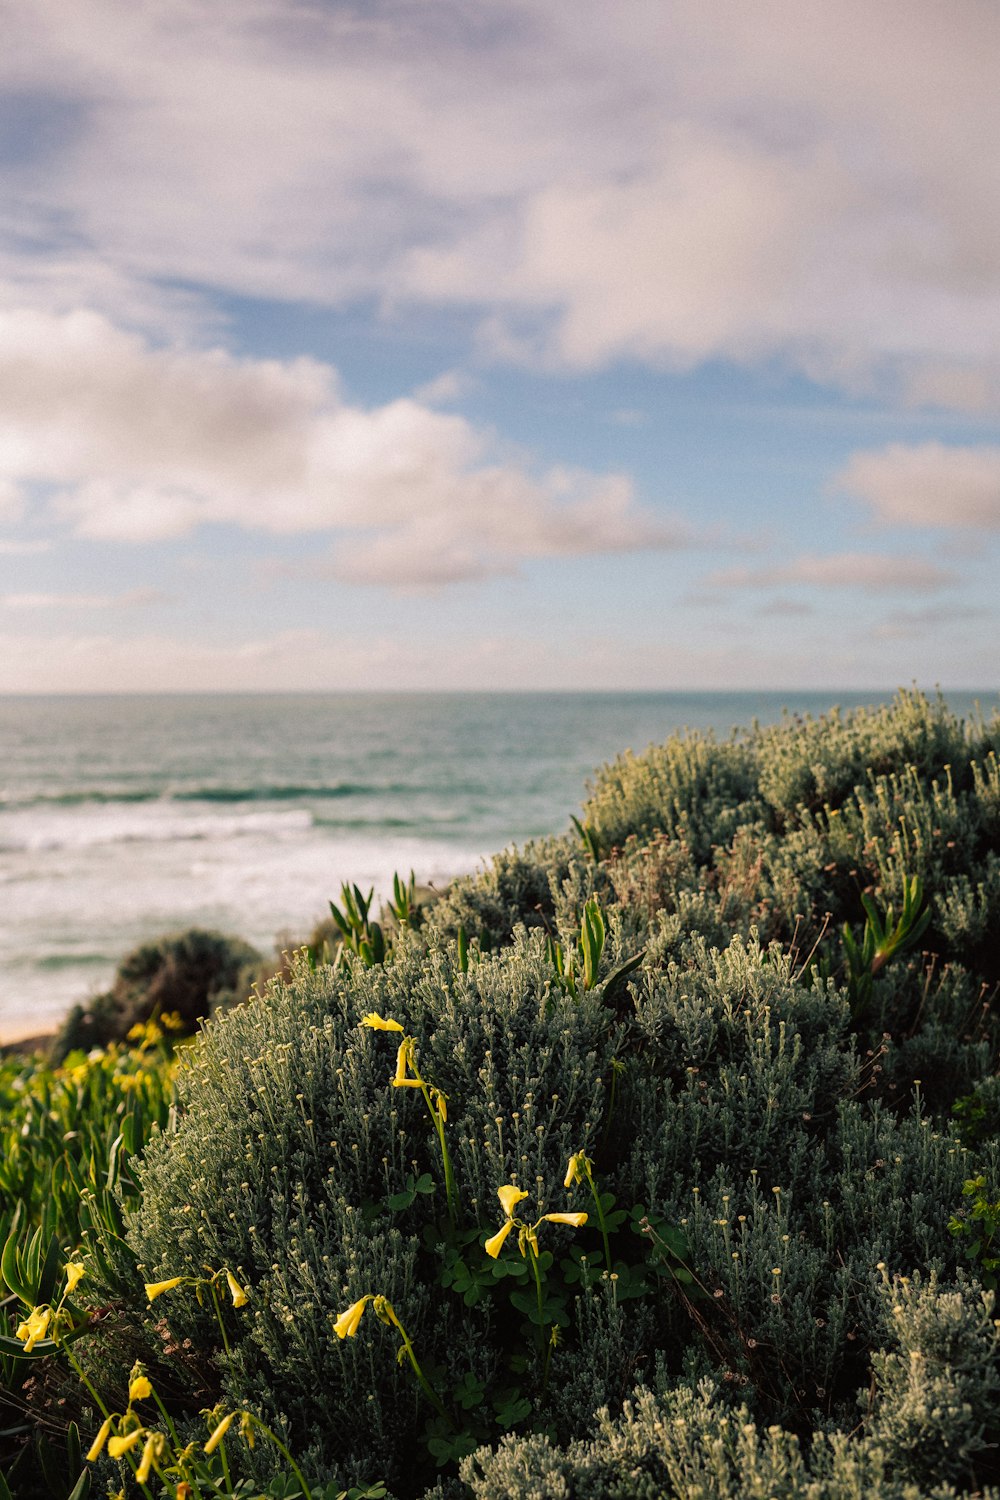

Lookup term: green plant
[841,876,931,1018]
[328,885,387,968]
[949,1176,1000,1289]
[52,931,260,1059]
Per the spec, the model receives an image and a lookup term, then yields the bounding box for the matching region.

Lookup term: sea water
[0,690,994,1039]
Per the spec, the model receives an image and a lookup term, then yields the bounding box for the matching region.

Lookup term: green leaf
[1,1228,29,1305]
[65,1468,90,1500]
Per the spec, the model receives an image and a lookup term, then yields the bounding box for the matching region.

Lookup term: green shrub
[96,688,1000,1499]
[867,1272,1000,1487]
[52,928,261,1059]
[455,1377,999,1500]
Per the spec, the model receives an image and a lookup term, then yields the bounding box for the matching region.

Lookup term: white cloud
[2,1,1000,402]
[708,552,955,594]
[873,604,987,639]
[0,623,985,694]
[0,307,679,581]
[0,587,164,610]
[834,442,1000,529]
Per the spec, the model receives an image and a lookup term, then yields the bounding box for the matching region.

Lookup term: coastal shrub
[867,1272,1000,1487]
[125,914,998,1492]
[10,687,997,1499]
[455,1378,1000,1500]
[755,689,974,825]
[618,934,857,1205]
[581,732,762,863]
[423,838,575,952]
[52,927,260,1059]
[127,935,624,1488]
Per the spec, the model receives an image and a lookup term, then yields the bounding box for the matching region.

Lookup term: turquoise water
[0,690,995,1036]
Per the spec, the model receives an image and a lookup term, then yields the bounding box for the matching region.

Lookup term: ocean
[1,690,995,1040]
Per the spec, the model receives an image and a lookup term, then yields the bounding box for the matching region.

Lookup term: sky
[0,0,998,692]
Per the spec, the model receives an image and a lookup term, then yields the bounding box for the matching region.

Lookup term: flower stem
[209,1280,232,1361]
[242,1413,314,1499]
[526,1243,549,1385]
[584,1167,613,1273]
[420,1081,456,1225]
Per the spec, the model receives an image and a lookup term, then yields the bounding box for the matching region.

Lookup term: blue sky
[0,0,998,691]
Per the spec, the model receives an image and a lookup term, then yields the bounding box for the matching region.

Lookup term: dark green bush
[52,927,260,1059]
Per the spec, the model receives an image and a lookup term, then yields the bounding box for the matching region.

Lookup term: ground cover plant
[2,689,999,1499]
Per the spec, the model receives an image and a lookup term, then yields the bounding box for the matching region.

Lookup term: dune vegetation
[2,688,1000,1499]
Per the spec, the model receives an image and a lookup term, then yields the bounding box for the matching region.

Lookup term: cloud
[708,552,956,594]
[873,604,987,639]
[0,587,164,610]
[0,308,680,583]
[755,598,815,617]
[0,539,49,555]
[834,442,1000,529]
[2,2,1000,402]
[2,623,991,694]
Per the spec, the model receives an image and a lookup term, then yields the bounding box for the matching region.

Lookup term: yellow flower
[204,1412,235,1455]
[239,1411,256,1449]
[497,1184,528,1219]
[359,1012,404,1032]
[15,1306,51,1352]
[392,1037,422,1087]
[129,1373,153,1404]
[372,1295,401,1331]
[86,1415,114,1461]
[144,1275,184,1302]
[333,1294,372,1339]
[430,1087,447,1123]
[136,1432,164,1484]
[108,1428,144,1459]
[484,1219,516,1259]
[225,1270,249,1308]
[563,1151,592,1188]
[542,1212,589,1228]
[65,1261,85,1295]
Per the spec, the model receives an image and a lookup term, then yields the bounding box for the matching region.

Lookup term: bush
[28,687,997,1500]
[52,927,261,1059]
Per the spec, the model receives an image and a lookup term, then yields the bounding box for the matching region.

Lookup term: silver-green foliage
[868,1273,1000,1486]
[128,934,620,1484]
[454,1378,998,1500]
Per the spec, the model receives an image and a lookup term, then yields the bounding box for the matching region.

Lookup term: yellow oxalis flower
[204,1412,236,1454]
[543,1212,589,1228]
[226,1270,249,1308]
[484,1220,516,1259]
[392,1038,422,1088]
[15,1306,51,1352]
[333,1294,372,1339]
[108,1429,144,1459]
[359,1012,404,1032]
[563,1151,592,1188]
[144,1275,184,1302]
[136,1432,164,1484]
[65,1261,85,1295]
[129,1373,153,1403]
[497,1184,528,1219]
[86,1415,114,1462]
